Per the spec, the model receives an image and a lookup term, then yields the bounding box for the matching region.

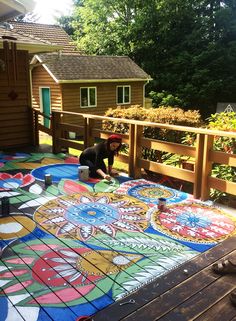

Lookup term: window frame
[80,87,97,108]
[116,85,131,105]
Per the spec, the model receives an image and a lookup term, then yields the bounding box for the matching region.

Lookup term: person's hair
[107,134,122,155]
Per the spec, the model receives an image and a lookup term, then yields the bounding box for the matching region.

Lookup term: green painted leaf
[94,178,119,192]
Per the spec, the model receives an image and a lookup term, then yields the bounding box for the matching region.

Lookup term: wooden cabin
[0,24,61,149]
[30,53,151,125]
[9,22,151,127]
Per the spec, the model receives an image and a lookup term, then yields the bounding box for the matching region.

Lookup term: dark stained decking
[94,236,236,321]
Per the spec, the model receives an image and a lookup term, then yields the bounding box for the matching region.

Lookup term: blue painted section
[31,164,79,183]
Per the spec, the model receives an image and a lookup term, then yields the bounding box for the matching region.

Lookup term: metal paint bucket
[78,166,89,181]
[158,197,166,211]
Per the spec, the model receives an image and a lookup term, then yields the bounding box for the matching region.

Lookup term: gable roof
[0,26,62,53]
[33,53,151,83]
[9,21,78,53]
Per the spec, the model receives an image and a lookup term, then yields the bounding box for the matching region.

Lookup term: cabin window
[80,87,97,107]
[117,86,130,104]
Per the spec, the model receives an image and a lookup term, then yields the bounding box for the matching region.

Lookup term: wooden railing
[32,108,236,201]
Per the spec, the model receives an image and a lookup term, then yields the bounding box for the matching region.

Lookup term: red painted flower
[0,172,35,190]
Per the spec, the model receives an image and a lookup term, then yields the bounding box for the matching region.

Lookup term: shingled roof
[9,21,77,53]
[0,25,62,53]
[34,53,150,82]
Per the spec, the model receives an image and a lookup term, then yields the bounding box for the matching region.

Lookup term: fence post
[193,133,204,199]
[128,124,135,177]
[32,109,39,146]
[51,111,62,154]
[201,134,214,200]
[133,124,143,178]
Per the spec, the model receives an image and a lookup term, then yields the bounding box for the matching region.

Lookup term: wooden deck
[0,149,236,321]
[94,236,236,321]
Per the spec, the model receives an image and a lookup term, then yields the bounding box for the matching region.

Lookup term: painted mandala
[115,179,189,205]
[34,193,149,241]
[148,202,236,244]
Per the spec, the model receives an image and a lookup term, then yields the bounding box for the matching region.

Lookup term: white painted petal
[29,184,43,195]
[69,272,82,282]
[96,196,109,204]
[0,192,20,197]
[19,196,56,209]
[0,279,11,287]
[80,195,93,203]
[9,293,31,305]
[59,250,79,258]
[7,300,39,321]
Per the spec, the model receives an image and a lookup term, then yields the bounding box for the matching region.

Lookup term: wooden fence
[32,108,236,201]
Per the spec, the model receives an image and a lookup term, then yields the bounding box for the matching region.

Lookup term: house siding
[61,81,145,124]
[31,65,62,112]
[0,49,32,148]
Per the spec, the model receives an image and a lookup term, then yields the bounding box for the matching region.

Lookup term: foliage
[206,112,236,200]
[103,105,202,161]
[149,91,187,108]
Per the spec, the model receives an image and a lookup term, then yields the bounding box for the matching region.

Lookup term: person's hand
[103,174,112,181]
[110,169,119,176]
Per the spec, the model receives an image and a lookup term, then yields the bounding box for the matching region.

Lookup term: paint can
[1,196,10,216]
[78,166,89,181]
[158,197,166,211]
[44,173,52,185]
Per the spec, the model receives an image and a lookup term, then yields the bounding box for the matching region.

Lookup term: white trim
[116,85,131,105]
[58,78,151,84]
[80,86,97,108]
[0,42,62,54]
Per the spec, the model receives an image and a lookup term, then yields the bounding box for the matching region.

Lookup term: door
[40,87,51,128]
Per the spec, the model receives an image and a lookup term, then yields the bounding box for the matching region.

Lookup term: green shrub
[103,105,202,161]
[148,90,186,108]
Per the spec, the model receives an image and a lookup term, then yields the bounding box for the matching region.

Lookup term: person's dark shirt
[79,142,114,171]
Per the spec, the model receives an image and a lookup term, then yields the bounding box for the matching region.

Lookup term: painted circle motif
[128,184,188,204]
[34,193,149,241]
[31,164,79,183]
[65,203,119,226]
[148,202,236,244]
[0,215,36,240]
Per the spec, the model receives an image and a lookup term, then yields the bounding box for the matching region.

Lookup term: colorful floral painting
[0,234,196,317]
[115,179,190,205]
[0,151,235,321]
[34,193,149,241]
[148,202,236,244]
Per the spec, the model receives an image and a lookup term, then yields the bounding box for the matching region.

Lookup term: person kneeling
[79,134,122,181]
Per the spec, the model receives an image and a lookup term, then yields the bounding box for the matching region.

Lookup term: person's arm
[96,168,111,181]
[94,143,111,180]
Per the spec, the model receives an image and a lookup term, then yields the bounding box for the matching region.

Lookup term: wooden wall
[61,81,145,124]
[31,64,145,126]
[31,65,62,112]
[0,48,32,149]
